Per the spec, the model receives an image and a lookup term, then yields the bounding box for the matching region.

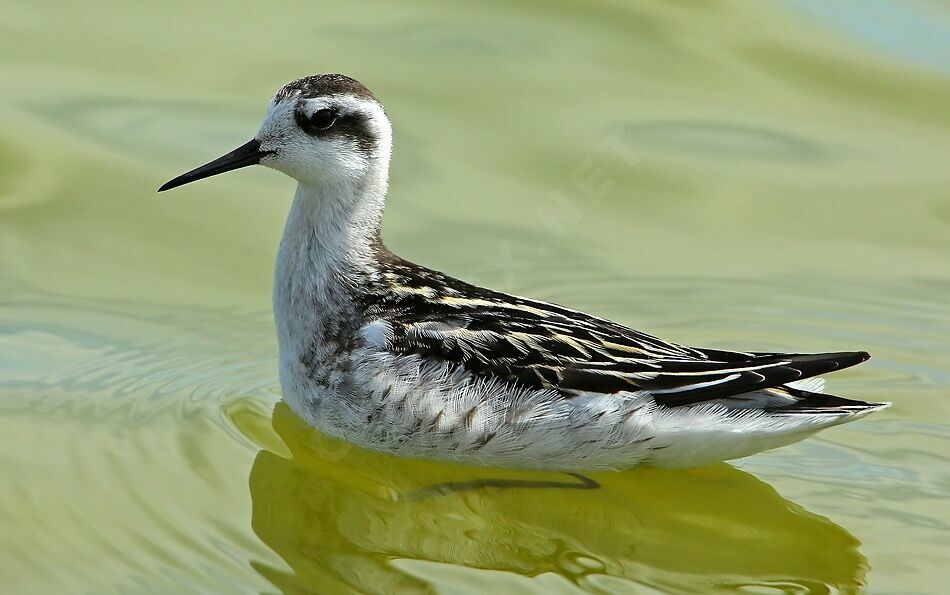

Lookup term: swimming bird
[159,74,887,471]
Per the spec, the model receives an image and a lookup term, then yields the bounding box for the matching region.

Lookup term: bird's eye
[309,108,337,130]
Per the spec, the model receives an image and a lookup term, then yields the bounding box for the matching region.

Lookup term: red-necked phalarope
[159,74,888,471]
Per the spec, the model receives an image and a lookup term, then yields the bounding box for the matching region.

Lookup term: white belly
[279,347,850,471]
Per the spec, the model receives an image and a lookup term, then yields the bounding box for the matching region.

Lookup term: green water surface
[1,1,949,593]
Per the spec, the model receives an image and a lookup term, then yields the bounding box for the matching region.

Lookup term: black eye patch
[293,106,378,155]
[296,108,338,135]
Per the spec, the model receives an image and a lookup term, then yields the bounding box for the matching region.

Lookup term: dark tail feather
[653,350,872,408]
[773,386,889,415]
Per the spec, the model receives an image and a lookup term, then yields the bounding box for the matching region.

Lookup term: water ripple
[0,295,278,425]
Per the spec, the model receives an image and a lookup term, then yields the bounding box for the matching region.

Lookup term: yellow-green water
[1,1,948,593]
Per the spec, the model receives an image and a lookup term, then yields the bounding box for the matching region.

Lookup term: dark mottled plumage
[363,245,873,411]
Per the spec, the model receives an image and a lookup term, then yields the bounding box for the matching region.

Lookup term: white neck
[283,175,386,271]
[272,162,390,398]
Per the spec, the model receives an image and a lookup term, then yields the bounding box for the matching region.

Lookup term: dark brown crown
[275,74,377,103]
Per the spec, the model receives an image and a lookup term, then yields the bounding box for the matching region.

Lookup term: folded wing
[369,288,869,407]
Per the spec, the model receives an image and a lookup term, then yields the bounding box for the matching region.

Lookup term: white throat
[282,172,387,270]
[272,147,391,411]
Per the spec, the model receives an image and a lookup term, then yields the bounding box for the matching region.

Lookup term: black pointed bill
[158,139,271,192]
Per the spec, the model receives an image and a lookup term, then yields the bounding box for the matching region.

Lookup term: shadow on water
[249,403,867,594]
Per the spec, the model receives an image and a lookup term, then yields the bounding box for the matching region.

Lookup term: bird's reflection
[249,402,866,593]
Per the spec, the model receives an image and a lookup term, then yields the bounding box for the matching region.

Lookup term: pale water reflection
[250,403,867,594]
